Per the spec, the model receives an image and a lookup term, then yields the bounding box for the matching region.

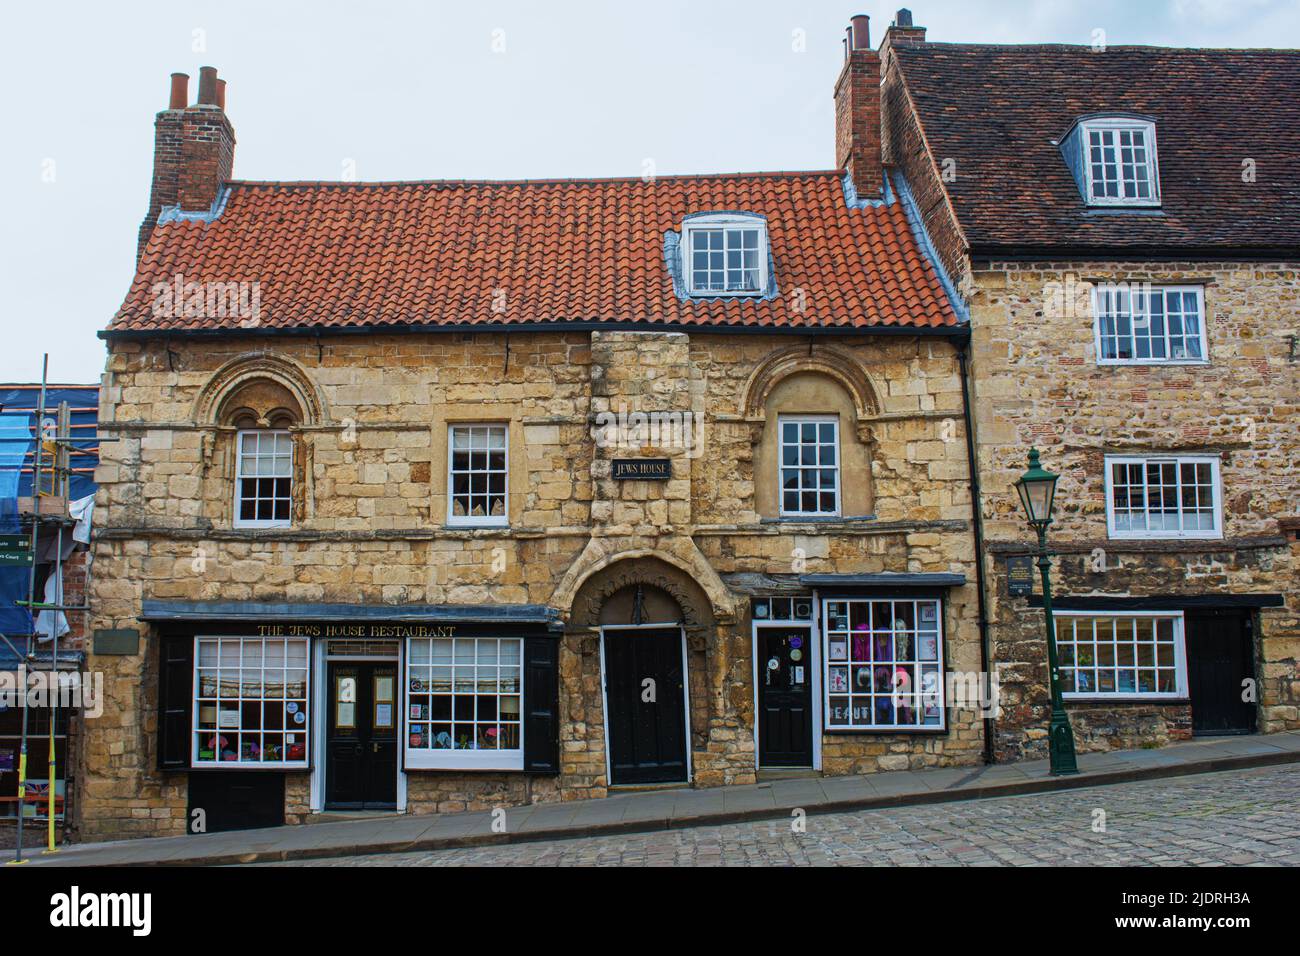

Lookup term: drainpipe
[957,340,996,765]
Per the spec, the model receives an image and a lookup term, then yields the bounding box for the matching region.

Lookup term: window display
[193,636,310,767]
[405,636,523,770]
[1058,613,1185,698]
[822,598,944,730]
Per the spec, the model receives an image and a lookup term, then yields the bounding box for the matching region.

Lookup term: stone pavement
[17,730,1300,867]
[273,763,1300,867]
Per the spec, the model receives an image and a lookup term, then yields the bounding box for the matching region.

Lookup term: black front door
[757,627,814,767]
[1186,609,1256,736]
[326,661,398,809]
[604,628,687,785]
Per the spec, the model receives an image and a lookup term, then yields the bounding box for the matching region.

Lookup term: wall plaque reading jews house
[612,458,671,480]
[1006,555,1034,597]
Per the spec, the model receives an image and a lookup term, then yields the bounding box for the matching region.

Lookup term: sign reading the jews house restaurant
[612,458,671,480]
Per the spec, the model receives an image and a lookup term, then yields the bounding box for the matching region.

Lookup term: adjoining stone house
[80,21,986,840]
[878,10,1300,759]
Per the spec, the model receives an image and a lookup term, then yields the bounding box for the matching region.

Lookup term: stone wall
[80,327,983,840]
[968,261,1300,759]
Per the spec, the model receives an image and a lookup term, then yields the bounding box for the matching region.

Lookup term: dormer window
[682,214,769,296]
[1075,117,1160,207]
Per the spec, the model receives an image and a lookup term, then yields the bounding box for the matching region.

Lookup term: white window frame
[778,414,841,518]
[446,423,509,528]
[1057,611,1188,701]
[1104,454,1223,540]
[821,597,947,732]
[682,214,769,297]
[1080,117,1161,207]
[191,635,312,770]
[404,635,524,771]
[233,428,293,529]
[1092,284,1209,366]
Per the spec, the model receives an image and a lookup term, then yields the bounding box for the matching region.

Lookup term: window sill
[765,514,875,524]
[1107,532,1223,542]
[1096,359,1209,367]
[824,726,948,736]
[1065,696,1189,705]
[405,753,524,772]
[189,762,311,772]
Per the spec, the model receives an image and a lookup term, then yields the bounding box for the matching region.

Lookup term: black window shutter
[157,635,193,771]
[522,636,560,774]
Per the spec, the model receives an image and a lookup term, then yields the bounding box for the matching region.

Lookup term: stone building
[878,11,1299,758]
[80,27,986,839]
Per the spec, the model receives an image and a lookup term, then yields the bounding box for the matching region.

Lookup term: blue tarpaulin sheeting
[0,385,99,501]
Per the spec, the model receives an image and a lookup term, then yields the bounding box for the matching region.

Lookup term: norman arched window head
[681,212,770,297]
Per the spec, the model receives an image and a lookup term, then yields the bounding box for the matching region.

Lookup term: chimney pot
[197,66,219,106]
[851,14,871,50]
[215,78,227,111]
[168,73,189,110]
[895,8,914,28]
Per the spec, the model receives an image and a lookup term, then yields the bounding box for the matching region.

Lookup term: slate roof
[107,171,961,336]
[893,43,1300,258]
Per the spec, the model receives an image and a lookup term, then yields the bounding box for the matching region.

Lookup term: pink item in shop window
[852,631,870,661]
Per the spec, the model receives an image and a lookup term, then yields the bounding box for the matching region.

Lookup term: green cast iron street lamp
[1014,448,1079,776]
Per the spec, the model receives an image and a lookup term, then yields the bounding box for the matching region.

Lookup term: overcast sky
[2,0,1297,384]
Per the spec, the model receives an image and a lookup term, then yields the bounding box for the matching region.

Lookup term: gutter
[970,245,1300,263]
[957,342,995,766]
[99,320,970,342]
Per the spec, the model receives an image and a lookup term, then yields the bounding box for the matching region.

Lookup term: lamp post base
[1049,711,1079,776]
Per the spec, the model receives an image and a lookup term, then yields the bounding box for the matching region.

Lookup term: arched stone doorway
[566,555,719,787]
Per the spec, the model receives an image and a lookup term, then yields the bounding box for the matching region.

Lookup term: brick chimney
[138,66,236,257]
[834,14,882,199]
[883,8,927,50]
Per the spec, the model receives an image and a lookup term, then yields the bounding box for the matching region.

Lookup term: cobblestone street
[270,765,1300,867]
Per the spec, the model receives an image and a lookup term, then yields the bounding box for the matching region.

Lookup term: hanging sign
[0,535,32,567]
[612,459,671,480]
[1006,555,1034,597]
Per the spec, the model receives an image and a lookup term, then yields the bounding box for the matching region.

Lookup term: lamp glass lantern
[1015,448,1059,529]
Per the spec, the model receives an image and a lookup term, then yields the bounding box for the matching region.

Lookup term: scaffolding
[3,356,91,864]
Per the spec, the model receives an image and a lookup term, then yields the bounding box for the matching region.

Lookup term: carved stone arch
[744,344,881,518]
[556,544,736,628]
[741,343,882,426]
[193,351,329,427]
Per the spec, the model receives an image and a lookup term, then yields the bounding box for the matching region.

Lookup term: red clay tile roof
[108,171,960,335]
[894,44,1300,257]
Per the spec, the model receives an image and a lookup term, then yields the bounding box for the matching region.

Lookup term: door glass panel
[336,675,356,729]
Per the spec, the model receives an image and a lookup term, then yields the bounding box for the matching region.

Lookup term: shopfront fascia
[140,600,562,823]
[742,574,967,771]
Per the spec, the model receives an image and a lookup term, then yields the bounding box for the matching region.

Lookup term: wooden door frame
[598,623,692,787]
[310,642,406,813]
[751,618,822,771]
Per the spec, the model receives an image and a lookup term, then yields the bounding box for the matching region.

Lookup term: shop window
[405,636,523,770]
[234,429,293,528]
[822,598,945,730]
[779,416,840,517]
[0,703,69,820]
[192,636,310,768]
[1058,613,1186,698]
[447,424,508,527]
